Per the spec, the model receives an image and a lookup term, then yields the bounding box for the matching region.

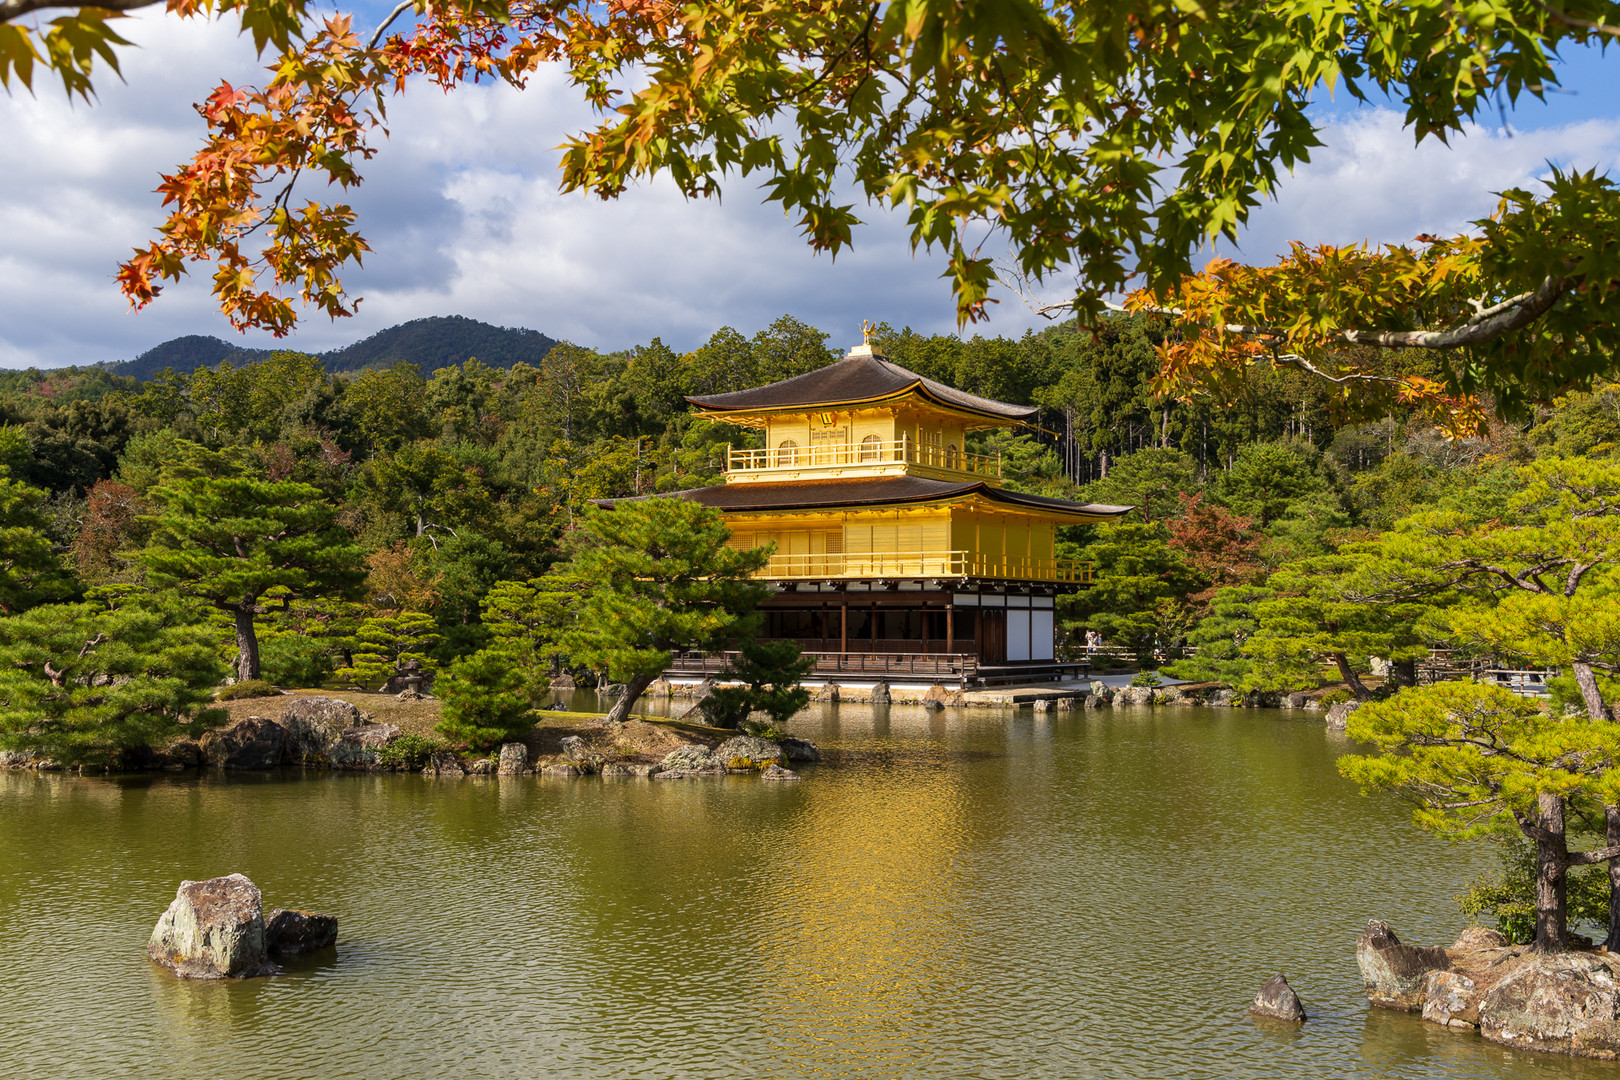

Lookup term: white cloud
[2,15,1619,369]
[1224,108,1620,260]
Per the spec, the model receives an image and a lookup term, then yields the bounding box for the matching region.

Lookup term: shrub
[335,612,442,689]
[1129,670,1163,688]
[435,648,533,751]
[1318,688,1354,707]
[1457,834,1609,944]
[377,733,447,770]
[259,633,334,687]
[699,640,813,733]
[217,679,281,701]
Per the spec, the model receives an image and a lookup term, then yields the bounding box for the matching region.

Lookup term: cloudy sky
[1,9,1618,368]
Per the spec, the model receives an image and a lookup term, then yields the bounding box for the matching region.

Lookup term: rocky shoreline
[0,696,818,780]
[0,681,1352,778]
[1358,919,1620,1059]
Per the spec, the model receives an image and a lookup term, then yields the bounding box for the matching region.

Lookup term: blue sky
[0,16,1616,368]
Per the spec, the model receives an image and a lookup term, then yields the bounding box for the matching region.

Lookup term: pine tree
[137,452,366,681]
[0,596,227,767]
[554,498,769,724]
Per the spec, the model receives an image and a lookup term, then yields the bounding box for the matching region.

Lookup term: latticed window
[777,440,799,466]
[946,444,960,469]
[859,434,881,461]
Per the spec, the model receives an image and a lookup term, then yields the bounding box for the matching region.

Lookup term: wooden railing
[727,438,1000,478]
[757,549,1093,584]
[668,649,979,681]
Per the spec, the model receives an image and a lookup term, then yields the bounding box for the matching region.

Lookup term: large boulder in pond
[497,742,529,775]
[868,681,892,704]
[655,744,724,777]
[199,717,285,770]
[148,874,276,978]
[559,735,606,774]
[779,737,821,763]
[1478,952,1620,1057]
[1249,973,1307,1022]
[278,697,363,765]
[1357,920,1450,1011]
[265,908,338,956]
[714,735,785,770]
[1326,701,1362,731]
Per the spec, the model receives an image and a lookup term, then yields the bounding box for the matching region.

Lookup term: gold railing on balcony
[727,438,1000,478]
[758,549,1093,584]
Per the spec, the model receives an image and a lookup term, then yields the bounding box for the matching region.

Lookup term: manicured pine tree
[553,497,769,724]
[136,447,366,681]
[334,612,443,690]
[0,595,227,767]
[435,648,534,752]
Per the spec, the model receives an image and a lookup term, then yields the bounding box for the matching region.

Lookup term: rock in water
[278,697,363,765]
[779,737,821,763]
[714,735,785,770]
[869,681,892,704]
[600,762,660,777]
[422,751,466,776]
[148,874,275,978]
[558,735,606,773]
[497,742,528,775]
[761,763,800,781]
[659,744,723,774]
[1249,973,1307,1022]
[1479,953,1620,1058]
[1325,701,1361,731]
[265,908,338,956]
[1356,920,1450,1011]
[921,684,950,711]
[199,717,286,770]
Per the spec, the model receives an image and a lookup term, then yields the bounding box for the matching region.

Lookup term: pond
[0,704,1592,1079]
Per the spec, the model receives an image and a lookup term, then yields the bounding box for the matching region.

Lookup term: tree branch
[0,0,160,21]
[1528,0,1620,40]
[1010,268,1571,355]
[369,0,416,48]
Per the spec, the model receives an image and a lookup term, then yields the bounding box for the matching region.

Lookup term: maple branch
[0,0,158,20]
[369,0,416,48]
[1528,0,1620,39]
[1007,261,1572,355]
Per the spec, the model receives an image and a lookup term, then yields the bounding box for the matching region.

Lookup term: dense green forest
[0,310,1615,760]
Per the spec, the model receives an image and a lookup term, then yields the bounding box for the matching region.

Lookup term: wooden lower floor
[668,582,1084,687]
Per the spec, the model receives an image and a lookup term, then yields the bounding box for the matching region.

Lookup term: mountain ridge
[111,315,559,381]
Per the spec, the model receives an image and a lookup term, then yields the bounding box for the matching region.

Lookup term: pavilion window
[777,440,800,466]
[858,434,881,461]
[946,444,960,469]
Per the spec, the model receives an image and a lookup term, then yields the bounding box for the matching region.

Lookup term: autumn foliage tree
[7,0,1619,430]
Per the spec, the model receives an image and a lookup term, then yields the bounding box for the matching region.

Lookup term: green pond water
[0,703,1605,1079]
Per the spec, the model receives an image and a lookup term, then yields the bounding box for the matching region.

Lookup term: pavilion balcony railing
[755,549,1093,585]
[726,438,1000,479]
[668,649,980,682]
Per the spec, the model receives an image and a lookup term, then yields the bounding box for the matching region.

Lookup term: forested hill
[112,316,558,381]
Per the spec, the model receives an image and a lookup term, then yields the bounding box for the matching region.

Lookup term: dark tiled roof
[601,476,1131,518]
[685,353,1039,421]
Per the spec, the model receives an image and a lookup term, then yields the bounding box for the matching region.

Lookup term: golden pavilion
[661,339,1128,685]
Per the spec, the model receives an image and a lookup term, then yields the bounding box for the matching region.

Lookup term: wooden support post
[841,601,848,654]
[946,600,954,654]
